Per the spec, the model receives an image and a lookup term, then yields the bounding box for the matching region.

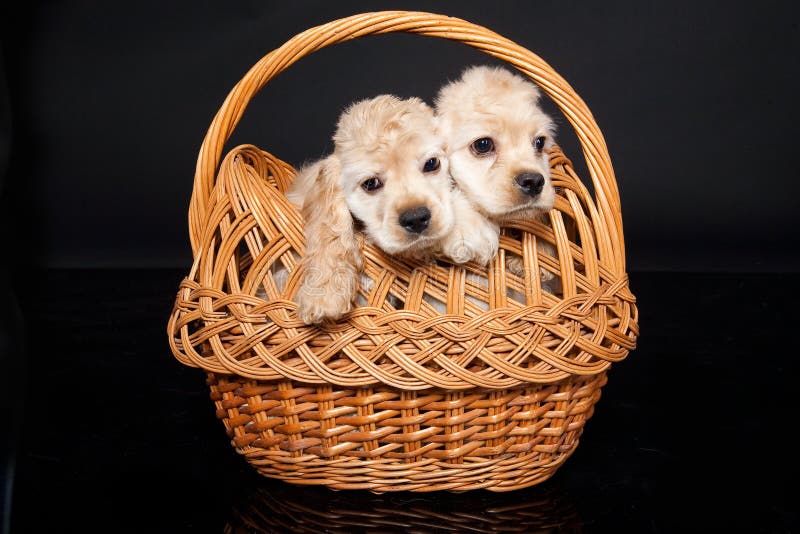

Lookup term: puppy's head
[435,65,556,220]
[333,95,454,257]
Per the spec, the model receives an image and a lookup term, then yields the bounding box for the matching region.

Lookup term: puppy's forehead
[437,66,553,130]
[338,132,443,180]
[439,66,540,105]
[334,95,437,153]
[461,109,551,134]
[334,96,444,175]
[448,90,546,126]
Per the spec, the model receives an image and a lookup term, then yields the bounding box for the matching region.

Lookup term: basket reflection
[225,481,583,533]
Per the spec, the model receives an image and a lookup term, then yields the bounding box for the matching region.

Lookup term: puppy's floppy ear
[294,155,363,324]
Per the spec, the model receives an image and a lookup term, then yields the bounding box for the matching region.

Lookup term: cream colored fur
[287,94,499,324]
[435,65,561,294]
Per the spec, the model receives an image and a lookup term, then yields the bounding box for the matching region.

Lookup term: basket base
[239,444,579,493]
[208,372,607,493]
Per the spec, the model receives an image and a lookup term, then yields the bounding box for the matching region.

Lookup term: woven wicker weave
[168,11,638,493]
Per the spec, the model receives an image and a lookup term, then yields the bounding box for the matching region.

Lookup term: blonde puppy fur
[287,95,498,324]
[435,65,559,288]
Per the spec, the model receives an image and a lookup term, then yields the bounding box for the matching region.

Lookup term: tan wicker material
[167,11,638,493]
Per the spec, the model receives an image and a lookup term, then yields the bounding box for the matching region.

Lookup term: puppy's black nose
[515,172,545,196]
[398,206,431,234]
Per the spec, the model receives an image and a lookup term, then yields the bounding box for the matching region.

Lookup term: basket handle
[189,11,627,273]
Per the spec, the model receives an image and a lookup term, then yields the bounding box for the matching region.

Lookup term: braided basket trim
[168,144,637,390]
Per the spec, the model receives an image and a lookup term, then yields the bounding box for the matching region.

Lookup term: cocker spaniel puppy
[435,65,560,291]
[288,94,498,324]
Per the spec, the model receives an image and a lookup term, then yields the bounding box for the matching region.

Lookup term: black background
[2,0,798,273]
[1,2,798,533]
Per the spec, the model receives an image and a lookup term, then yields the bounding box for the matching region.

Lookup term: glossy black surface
[5,270,796,532]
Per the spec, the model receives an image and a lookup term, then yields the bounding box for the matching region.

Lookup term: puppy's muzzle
[515,172,545,197]
[398,206,431,234]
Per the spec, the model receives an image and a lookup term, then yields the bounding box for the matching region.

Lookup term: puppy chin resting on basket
[435,65,561,295]
[286,94,499,325]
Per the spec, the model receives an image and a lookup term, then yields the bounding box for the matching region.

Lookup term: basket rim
[167,144,638,389]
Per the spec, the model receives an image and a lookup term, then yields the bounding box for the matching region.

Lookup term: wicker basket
[168,11,638,493]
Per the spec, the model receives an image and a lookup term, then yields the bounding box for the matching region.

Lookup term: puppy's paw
[295,290,353,325]
[294,265,359,324]
[506,244,557,284]
[444,218,500,265]
[539,267,556,283]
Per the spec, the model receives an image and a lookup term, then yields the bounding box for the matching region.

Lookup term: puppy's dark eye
[361,177,383,192]
[471,137,495,156]
[423,157,440,173]
[534,136,546,152]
